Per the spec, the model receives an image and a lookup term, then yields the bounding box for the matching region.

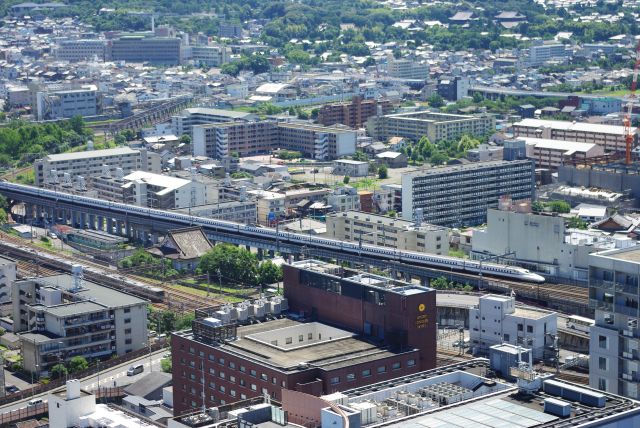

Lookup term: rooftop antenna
[76,175,87,192]
[61,172,72,188]
[414,207,423,227]
[115,167,124,181]
[71,265,83,291]
[101,164,111,179]
[48,169,59,185]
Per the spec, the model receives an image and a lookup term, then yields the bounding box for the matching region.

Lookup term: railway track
[0,233,222,311]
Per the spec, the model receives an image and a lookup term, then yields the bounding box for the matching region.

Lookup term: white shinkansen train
[0,182,545,284]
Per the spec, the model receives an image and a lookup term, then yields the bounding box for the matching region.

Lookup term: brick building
[317,97,392,129]
[171,260,436,416]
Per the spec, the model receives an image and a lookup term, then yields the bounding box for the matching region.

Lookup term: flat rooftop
[592,246,640,263]
[43,147,139,162]
[18,274,148,308]
[404,159,531,178]
[514,118,626,136]
[123,170,191,194]
[181,318,411,372]
[341,359,640,428]
[288,260,433,296]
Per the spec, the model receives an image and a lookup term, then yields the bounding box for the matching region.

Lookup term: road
[0,349,167,415]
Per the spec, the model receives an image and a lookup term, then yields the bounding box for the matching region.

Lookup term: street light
[31,364,39,397]
[143,342,152,372]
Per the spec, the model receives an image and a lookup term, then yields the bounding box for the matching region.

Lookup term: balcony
[589,298,613,311]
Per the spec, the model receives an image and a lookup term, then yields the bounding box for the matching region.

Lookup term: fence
[0,341,167,407]
[0,386,125,425]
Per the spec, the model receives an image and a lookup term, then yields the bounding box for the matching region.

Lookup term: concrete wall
[559,165,640,200]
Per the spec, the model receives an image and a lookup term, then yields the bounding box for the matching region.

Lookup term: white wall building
[588,247,640,399]
[326,211,449,254]
[0,256,16,305]
[327,187,361,212]
[50,380,155,428]
[472,208,633,283]
[14,273,148,376]
[469,294,557,359]
[34,147,159,187]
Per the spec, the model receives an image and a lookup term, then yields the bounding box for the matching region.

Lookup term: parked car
[127,364,144,376]
[28,398,43,407]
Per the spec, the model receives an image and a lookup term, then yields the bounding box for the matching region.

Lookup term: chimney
[66,379,81,400]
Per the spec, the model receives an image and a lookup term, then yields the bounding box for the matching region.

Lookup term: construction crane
[623,40,640,165]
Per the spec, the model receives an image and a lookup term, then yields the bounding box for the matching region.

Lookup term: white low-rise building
[469,294,557,359]
[326,210,449,254]
[333,160,369,177]
[521,137,605,169]
[472,208,634,283]
[50,380,156,428]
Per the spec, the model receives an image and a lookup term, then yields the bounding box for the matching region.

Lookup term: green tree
[161,358,172,373]
[51,363,68,380]
[567,216,588,229]
[378,164,388,179]
[180,134,192,145]
[352,151,368,161]
[343,175,350,184]
[430,276,452,290]
[0,208,7,225]
[257,260,283,286]
[199,243,259,286]
[548,200,571,213]
[531,201,545,212]
[429,151,448,165]
[427,94,444,108]
[68,356,89,373]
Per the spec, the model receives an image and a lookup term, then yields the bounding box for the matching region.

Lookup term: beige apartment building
[325,210,449,254]
[511,118,634,153]
[367,111,495,143]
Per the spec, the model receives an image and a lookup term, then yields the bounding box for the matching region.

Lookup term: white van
[28,398,44,406]
[127,364,144,376]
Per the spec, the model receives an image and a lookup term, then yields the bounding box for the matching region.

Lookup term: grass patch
[171,284,244,303]
[448,248,467,259]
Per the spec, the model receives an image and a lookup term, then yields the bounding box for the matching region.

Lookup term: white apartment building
[14,273,148,376]
[327,187,361,212]
[35,85,99,120]
[472,208,632,283]
[469,294,557,359]
[247,190,286,225]
[589,247,640,399]
[326,211,449,254]
[34,147,158,186]
[120,171,208,210]
[172,108,258,136]
[55,39,106,62]
[184,45,231,67]
[0,256,16,306]
[387,59,429,80]
[528,43,569,66]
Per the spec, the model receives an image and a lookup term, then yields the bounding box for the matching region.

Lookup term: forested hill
[1,0,636,53]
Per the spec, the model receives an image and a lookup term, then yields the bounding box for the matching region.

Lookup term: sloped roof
[592,214,635,231]
[123,371,172,400]
[450,11,474,21]
[150,227,213,260]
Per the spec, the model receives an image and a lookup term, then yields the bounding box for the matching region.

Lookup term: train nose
[530,273,545,283]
